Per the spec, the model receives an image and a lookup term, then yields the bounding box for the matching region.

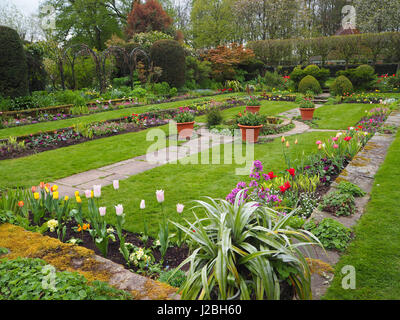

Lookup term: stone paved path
[52,104,331,197]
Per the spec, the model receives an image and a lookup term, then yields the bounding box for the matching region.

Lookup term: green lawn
[323,130,400,300]
[313,103,377,130]
[0,101,297,189]
[0,93,243,139]
[0,124,173,189]
[96,131,333,237]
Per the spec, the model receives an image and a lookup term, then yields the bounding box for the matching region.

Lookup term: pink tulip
[93,185,101,198]
[156,190,164,203]
[316,140,322,145]
[333,144,339,149]
[113,180,119,190]
[84,190,92,199]
[115,204,123,216]
[177,203,184,213]
[140,200,145,209]
[99,207,106,216]
[332,137,338,142]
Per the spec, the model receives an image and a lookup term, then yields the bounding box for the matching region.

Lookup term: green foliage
[237,112,266,126]
[337,65,376,91]
[206,108,223,128]
[185,56,212,89]
[170,194,320,300]
[159,269,186,288]
[320,191,356,217]
[330,75,354,96]
[336,181,366,197]
[304,218,351,252]
[0,258,131,300]
[150,40,186,88]
[0,248,8,256]
[290,65,330,89]
[112,77,131,88]
[298,75,322,94]
[264,71,285,90]
[0,26,29,98]
[25,43,47,93]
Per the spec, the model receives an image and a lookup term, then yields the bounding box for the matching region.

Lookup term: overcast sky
[0,0,41,15]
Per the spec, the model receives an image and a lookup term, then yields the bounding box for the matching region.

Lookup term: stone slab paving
[308,111,400,300]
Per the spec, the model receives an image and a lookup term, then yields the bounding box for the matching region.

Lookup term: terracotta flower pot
[299,108,315,121]
[176,121,195,139]
[238,124,263,143]
[246,105,261,114]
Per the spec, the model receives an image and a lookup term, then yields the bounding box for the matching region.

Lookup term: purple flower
[236,182,247,189]
[262,174,270,181]
[249,180,258,188]
[253,160,263,172]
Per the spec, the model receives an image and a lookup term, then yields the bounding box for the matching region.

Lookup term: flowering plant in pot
[246,96,262,114]
[299,97,316,121]
[174,107,196,139]
[237,111,265,143]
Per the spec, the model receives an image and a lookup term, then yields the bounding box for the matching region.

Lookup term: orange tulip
[31,186,37,193]
[18,201,24,207]
[39,182,45,189]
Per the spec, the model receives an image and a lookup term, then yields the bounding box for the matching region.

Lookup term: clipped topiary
[298,75,322,94]
[0,26,29,98]
[150,39,186,88]
[303,64,320,78]
[330,75,354,96]
[354,64,375,90]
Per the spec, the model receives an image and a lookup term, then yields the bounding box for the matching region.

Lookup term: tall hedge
[248,32,400,68]
[150,40,186,88]
[0,26,29,98]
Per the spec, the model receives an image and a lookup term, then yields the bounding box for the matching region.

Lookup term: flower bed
[0,90,237,129]
[0,98,247,160]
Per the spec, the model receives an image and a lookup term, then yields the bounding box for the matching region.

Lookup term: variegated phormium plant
[171,191,322,300]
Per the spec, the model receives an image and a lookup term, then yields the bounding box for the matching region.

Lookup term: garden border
[307,110,400,300]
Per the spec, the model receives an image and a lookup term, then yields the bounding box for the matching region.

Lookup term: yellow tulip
[286,141,290,148]
[318,144,322,150]
[76,196,82,203]
[281,136,285,143]
[45,187,49,193]
[53,191,59,200]
[34,192,40,200]
[52,185,58,192]
[74,191,80,197]
[295,139,298,145]
[64,196,69,201]
[91,191,94,198]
